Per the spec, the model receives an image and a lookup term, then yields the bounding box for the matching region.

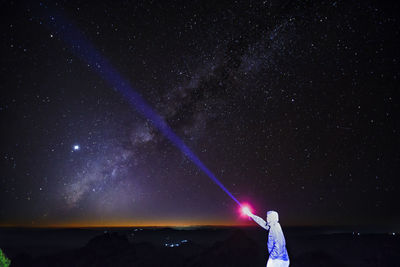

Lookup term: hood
[266,211,279,225]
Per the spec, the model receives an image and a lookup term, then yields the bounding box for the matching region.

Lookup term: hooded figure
[245,210,290,267]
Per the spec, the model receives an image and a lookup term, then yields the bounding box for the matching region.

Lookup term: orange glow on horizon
[0,219,253,228]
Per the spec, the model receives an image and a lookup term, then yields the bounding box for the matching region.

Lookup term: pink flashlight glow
[239,203,254,218]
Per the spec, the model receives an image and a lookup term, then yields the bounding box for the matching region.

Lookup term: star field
[0,0,399,227]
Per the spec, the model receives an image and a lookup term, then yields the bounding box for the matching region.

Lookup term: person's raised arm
[250,214,269,230]
[243,209,269,230]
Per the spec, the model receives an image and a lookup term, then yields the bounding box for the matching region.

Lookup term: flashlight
[240,204,253,217]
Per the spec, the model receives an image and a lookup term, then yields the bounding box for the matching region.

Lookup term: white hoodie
[250,211,289,262]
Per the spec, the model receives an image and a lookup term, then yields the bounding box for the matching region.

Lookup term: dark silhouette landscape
[1,226,398,266]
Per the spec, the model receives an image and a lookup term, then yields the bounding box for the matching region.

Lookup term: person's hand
[242,207,252,217]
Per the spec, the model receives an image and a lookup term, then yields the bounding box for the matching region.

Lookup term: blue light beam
[44,9,242,206]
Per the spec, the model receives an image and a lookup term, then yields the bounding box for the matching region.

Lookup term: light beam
[42,8,242,207]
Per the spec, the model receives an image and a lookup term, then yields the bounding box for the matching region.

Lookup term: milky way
[0,0,399,227]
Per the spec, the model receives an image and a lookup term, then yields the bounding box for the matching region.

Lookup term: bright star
[73,144,80,151]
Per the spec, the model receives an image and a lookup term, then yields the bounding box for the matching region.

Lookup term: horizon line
[0,223,385,229]
[0,224,251,228]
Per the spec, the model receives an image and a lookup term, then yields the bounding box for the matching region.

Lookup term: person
[244,209,290,267]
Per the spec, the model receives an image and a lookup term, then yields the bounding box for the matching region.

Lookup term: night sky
[0,0,399,227]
